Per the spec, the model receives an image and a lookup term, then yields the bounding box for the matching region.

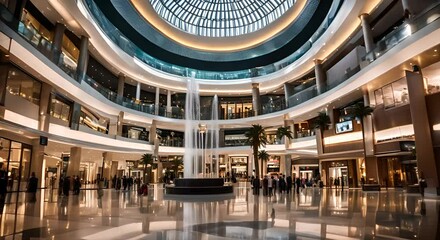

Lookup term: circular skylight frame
[150,0,296,37]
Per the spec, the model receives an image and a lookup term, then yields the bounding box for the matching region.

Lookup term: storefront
[375,140,417,187]
[230,156,248,179]
[266,156,280,173]
[0,137,32,193]
[321,159,359,188]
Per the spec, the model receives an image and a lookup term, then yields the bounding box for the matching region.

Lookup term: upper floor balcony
[0,2,439,122]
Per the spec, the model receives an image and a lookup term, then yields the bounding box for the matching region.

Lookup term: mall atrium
[0,0,440,239]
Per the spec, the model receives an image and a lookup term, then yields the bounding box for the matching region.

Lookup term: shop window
[0,138,11,173]
[374,89,383,106]
[374,78,409,109]
[6,67,41,105]
[426,76,440,95]
[79,108,109,134]
[50,96,71,122]
[122,125,149,141]
[382,85,395,109]
[392,79,409,106]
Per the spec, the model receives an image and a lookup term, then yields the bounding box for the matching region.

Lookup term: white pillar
[136,82,141,101]
[359,13,375,53]
[167,90,172,114]
[314,59,327,95]
[155,87,160,115]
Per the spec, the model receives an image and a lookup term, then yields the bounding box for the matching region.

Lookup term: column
[284,83,291,108]
[363,92,375,157]
[75,36,89,82]
[38,83,52,132]
[314,59,327,95]
[117,111,124,136]
[149,120,157,143]
[155,87,160,115]
[406,70,439,195]
[285,155,292,177]
[31,139,45,188]
[51,23,66,64]
[135,82,141,102]
[166,90,172,114]
[102,152,112,182]
[280,155,286,175]
[108,111,124,136]
[117,73,125,103]
[251,83,261,116]
[70,102,81,130]
[66,147,82,178]
[359,14,375,53]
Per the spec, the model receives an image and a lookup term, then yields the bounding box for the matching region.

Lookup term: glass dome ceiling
[149,0,296,37]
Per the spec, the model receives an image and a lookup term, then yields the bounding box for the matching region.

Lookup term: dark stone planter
[166,178,233,195]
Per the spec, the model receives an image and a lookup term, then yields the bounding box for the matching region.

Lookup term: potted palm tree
[245,124,267,181]
[140,153,156,183]
[258,150,270,176]
[276,126,293,145]
[351,102,374,158]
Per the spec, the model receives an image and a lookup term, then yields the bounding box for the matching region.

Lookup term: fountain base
[165,178,233,195]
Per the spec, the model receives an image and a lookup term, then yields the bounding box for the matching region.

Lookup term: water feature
[183,78,219,178]
[167,79,230,194]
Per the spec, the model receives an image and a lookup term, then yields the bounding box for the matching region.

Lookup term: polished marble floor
[0,183,439,240]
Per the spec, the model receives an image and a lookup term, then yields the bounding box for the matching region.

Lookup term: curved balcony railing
[1,2,439,121]
[83,0,343,80]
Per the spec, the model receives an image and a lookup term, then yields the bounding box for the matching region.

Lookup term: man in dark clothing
[0,171,7,211]
[27,172,38,202]
[286,175,292,194]
[122,176,128,191]
[63,176,70,196]
[295,178,301,194]
[262,176,268,196]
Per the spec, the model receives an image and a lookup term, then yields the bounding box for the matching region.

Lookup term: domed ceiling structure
[149,0,296,37]
[88,0,339,74]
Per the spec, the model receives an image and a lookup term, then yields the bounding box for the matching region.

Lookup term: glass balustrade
[83,0,343,80]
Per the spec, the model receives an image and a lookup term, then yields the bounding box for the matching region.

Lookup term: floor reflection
[0,183,439,239]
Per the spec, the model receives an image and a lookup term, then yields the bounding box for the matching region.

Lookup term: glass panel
[6,67,41,105]
[374,89,383,106]
[391,78,409,106]
[0,138,10,173]
[382,85,395,109]
[50,98,71,122]
[19,148,31,192]
[426,75,440,95]
[7,142,22,192]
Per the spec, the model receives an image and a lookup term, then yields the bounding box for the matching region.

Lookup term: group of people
[58,175,81,196]
[112,175,141,191]
[251,174,307,195]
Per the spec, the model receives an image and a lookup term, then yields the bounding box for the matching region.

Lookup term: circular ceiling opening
[150,0,296,37]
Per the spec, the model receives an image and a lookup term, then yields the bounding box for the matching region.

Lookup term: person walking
[0,171,8,212]
[268,176,274,196]
[27,172,38,202]
[63,176,70,196]
[286,175,292,194]
[122,176,128,191]
[263,176,268,196]
[295,177,301,194]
